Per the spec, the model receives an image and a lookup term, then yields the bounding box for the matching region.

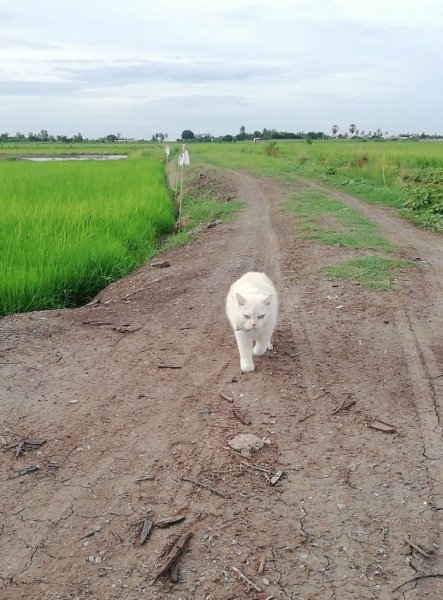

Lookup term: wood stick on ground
[231,566,262,592]
[155,515,186,528]
[140,519,154,545]
[404,535,433,558]
[332,398,356,415]
[219,392,234,403]
[135,475,155,483]
[75,527,102,543]
[230,453,270,474]
[123,286,145,299]
[153,531,193,583]
[298,412,315,423]
[158,364,183,369]
[232,408,251,425]
[257,553,266,575]
[181,476,227,498]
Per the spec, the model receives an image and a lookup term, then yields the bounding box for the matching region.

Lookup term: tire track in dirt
[300,179,443,500]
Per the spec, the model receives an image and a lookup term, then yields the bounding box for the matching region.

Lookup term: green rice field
[0,148,174,315]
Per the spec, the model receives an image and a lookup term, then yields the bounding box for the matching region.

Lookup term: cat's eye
[243,314,250,319]
[258,314,265,319]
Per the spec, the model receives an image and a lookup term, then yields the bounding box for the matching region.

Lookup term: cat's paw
[240,362,255,372]
[253,345,266,356]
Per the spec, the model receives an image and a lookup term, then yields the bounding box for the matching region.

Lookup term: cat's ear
[263,294,273,305]
[236,292,246,306]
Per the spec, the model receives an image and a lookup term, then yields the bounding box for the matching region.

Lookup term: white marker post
[177,145,190,230]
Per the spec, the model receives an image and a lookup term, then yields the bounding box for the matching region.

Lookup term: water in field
[21,154,128,161]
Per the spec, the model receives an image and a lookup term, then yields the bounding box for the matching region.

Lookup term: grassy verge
[162,166,244,250]
[285,189,413,290]
[324,256,414,291]
[285,190,393,251]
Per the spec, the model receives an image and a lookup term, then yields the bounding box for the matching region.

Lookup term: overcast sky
[1,0,442,139]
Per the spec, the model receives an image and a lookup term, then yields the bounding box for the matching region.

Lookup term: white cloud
[0,0,442,137]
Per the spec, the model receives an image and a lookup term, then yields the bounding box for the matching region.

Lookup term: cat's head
[235,292,273,332]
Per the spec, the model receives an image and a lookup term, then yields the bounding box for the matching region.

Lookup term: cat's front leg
[235,330,254,372]
[253,332,273,356]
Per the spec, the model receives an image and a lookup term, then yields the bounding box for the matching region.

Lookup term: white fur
[226,272,278,372]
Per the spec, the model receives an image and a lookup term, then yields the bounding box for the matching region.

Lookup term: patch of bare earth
[1,171,442,600]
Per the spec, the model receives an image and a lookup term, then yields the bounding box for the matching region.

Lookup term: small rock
[228,433,271,457]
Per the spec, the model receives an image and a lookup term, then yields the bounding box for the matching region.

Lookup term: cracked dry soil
[1,171,442,600]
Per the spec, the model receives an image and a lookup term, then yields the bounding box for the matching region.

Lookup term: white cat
[226,272,278,372]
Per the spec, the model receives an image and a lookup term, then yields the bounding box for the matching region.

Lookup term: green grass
[162,184,244,250]
[324,256,414,290]
[189,140,443,228]
[0,152,175,315]
[282,188,413,290]
[285,190,393,251]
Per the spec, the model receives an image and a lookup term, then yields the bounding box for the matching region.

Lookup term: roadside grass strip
[286,190,415,290]
[324,256,414,291]
[286,190,393,251]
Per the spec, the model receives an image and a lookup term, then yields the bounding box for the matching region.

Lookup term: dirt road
[1,171,442,600]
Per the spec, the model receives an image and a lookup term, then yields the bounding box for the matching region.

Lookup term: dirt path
[1,171,442,600]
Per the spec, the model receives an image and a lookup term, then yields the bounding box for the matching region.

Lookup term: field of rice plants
[0,148,174,315]
[190,139,443,230]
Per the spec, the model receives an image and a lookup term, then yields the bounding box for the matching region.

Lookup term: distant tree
[0,132,10,142]
[236,124,246,141]
[73,132,83,142]
[221,134,234,142]
[332,124,339,137]
[349,123,356,137]
[181,130,195,141]
[38,129,49,142]
[105,134,118,142]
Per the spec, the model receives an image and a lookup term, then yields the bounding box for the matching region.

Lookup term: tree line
[0,130,147,144]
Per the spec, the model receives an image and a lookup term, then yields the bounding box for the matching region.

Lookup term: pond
[20,154,128,161]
